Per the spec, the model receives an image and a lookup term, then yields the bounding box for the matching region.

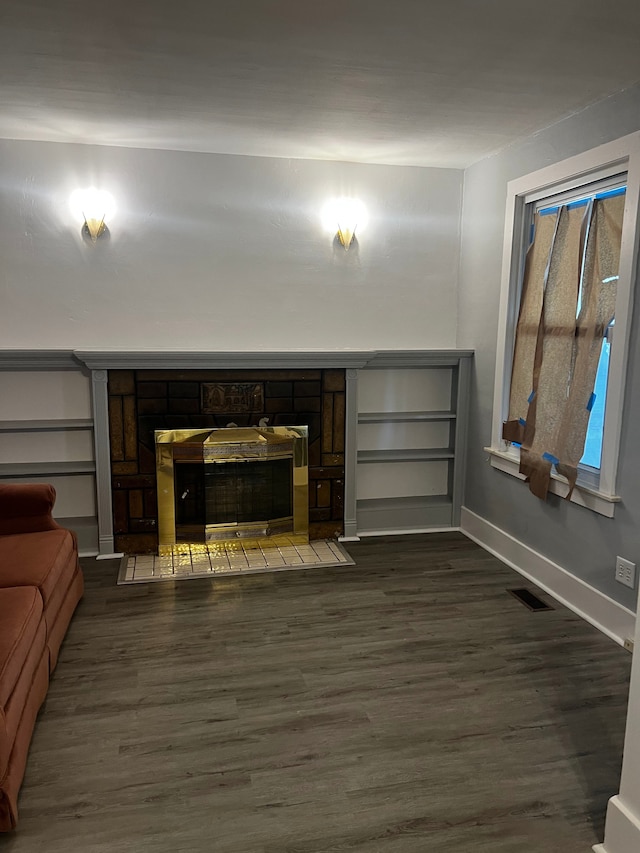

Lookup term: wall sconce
[321,197,368,250]
[69,187,116,241]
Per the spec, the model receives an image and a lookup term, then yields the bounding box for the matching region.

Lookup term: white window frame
[487,132,640,518]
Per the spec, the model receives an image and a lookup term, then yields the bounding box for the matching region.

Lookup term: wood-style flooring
[3,533,632,852]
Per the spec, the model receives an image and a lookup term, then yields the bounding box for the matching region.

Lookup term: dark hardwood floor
[3,534,631,852]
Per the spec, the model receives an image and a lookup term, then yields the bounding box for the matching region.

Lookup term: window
[488,133,640,517]
[580,326,611,470]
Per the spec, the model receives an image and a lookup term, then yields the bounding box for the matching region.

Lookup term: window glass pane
[580,337,610,469]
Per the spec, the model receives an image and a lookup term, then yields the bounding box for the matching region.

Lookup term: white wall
[0,139,462,351]
[457,84,640,610]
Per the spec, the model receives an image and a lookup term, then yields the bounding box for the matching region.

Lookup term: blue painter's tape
[540,199,589,215]
[518,418,526,426]
[527,390,535,403]
[595,186,626,200]
[539,187,625,217]
[586,392,596,412]
[542,452,560,465]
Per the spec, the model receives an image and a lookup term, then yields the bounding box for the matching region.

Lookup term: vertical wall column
[90,370,118,558]
[451,354,471,526]
[595,596,640,853]
[341,368,359,541]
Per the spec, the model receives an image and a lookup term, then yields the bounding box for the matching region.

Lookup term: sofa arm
[0,484,63,536]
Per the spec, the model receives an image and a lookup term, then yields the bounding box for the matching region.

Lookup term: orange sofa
[0,483,84,831]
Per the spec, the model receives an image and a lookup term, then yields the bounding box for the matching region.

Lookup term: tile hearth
[117,539,354,584]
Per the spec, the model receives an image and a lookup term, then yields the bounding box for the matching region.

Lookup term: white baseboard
[593,796,640,853]
[460,507,635,647]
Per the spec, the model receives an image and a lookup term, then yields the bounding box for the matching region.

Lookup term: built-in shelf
[0,419,93,433]
[358,495,454,509]
[0,414,98,551]
[347,352,473,538]
[357,495,454,532]
[358,411,456,424]
[357,448,455,463]
[0,461,96,477]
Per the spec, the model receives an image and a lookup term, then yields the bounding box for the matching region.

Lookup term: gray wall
[0,140,462,351]
[458,84,640,609]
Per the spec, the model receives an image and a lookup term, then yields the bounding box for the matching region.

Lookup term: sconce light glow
[69,187,116,241]
[321,197,368,249]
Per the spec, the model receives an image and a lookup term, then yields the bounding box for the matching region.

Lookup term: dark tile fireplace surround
[107,369,346,554]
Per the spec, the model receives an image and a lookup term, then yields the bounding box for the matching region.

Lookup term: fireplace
[106,367,345,553]
[155,426,308,552]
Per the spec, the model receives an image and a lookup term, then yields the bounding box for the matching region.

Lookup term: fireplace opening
[156,426,308,552]
[174,458,293,540]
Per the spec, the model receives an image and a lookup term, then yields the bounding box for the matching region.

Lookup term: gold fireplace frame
[155,426,309,554]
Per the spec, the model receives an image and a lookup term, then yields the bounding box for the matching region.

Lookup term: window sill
[484,447,620,518]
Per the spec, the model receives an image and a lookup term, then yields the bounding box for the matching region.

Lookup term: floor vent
[508,588,554,611]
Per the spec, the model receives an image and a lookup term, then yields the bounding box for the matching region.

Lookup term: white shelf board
[357,448,455,463]
[0,460,96,477]
[358,411,456,424]
[0,419,93,433]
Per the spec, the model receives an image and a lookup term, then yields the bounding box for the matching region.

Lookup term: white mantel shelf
[0,350,473,371]
[72,350,474,370]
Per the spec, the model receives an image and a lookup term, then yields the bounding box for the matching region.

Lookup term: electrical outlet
[615,556,636,589]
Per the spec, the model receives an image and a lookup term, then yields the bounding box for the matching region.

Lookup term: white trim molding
[460,506,635,646]
[72,349,474,371]
[485,446,620,518]
[90,369,116,558]
[0,350,79,370]
[343,367,359,540]
[595,575,640,852]
[594,796,640,853]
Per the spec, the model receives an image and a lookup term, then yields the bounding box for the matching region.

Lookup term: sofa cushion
[0,484,60,536]
[0,645,48,832]
[0,530,76,608]
[0,587,44,712]
[46,568,83,673]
